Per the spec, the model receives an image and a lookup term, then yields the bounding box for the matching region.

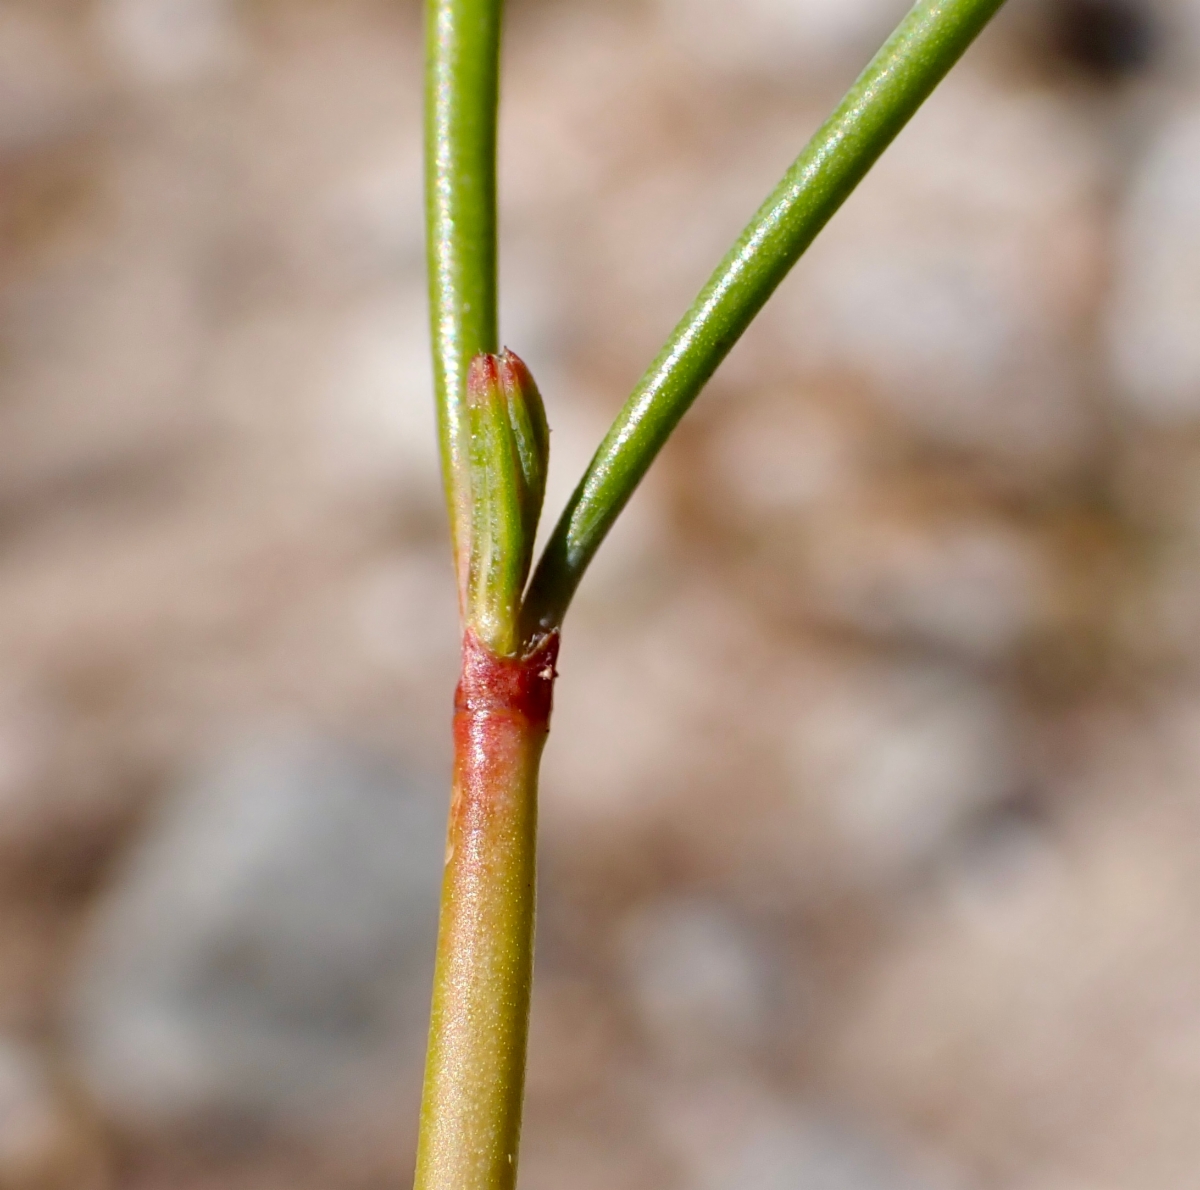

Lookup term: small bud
[497,351,549,557]
[462,351,549,656]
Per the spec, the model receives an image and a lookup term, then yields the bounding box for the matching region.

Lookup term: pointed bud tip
[497,348,549,470]
[467,353,502,405]
[496,348,534,389]
[472,349,540,412]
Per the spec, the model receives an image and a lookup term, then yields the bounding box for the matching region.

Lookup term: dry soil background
[3,1,1200,1188]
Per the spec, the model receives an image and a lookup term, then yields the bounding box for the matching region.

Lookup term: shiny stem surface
[426,0,502,600]
[415,631,558,1190]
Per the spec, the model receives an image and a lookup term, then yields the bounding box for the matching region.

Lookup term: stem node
[415,630,559,1190]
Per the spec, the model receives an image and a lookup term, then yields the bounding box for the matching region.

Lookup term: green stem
[415,632,558,1190]
[426,0,502,601]
[521,0,1006,639]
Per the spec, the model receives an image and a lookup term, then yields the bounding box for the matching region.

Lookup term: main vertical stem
[415,631,559,1190]
[426,0,502,594]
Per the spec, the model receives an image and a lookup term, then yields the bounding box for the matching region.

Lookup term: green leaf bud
[463,351,549,655]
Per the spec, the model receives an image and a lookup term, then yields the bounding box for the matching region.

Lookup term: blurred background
[1,0,1199,1186]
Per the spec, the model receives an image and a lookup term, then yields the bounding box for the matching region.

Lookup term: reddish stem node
[416,630,559,1190]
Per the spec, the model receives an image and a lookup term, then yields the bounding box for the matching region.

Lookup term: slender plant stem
[415,632,558,1190]
[521,0,1006,640]
[426,0,502,597]
[419,0,1005,1182]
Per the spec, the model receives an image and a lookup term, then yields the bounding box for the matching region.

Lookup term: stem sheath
[415,631,559,1190]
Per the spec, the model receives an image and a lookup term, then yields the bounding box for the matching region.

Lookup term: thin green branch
[521,0,1006,640]
[426,0,503,606]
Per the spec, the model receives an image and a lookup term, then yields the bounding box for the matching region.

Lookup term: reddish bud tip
[467,353,502,405]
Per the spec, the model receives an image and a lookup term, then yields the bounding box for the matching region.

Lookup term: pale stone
[1108,99,1200,422]
[655,1080,955,1190]
[96,0,244,86]
[618,900,776,1071]
[655,0,910,78]
[68,733,443,1134]
[785,660,1019,882]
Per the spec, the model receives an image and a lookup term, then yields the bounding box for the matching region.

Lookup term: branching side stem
[522,0,1007,639]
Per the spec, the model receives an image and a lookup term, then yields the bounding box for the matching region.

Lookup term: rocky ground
[2,0,1200,1186]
